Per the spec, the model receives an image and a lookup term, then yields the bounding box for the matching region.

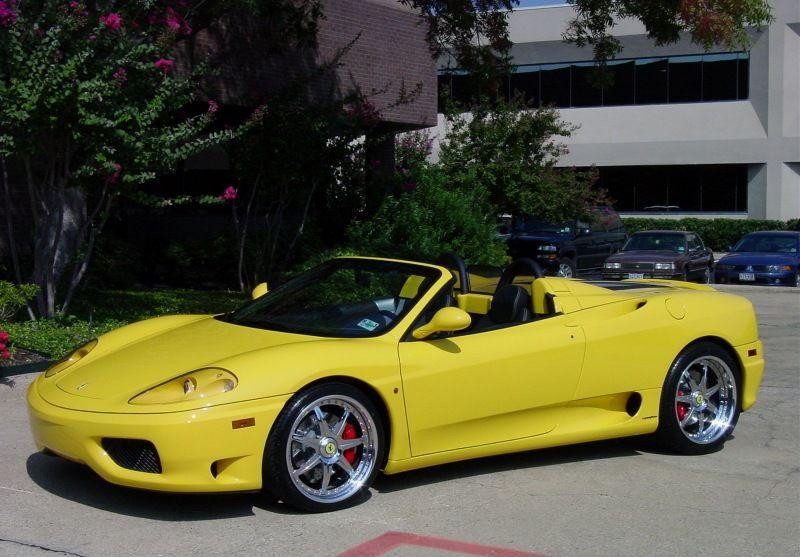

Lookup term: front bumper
[27,379,290,493]
[715,270,796,286]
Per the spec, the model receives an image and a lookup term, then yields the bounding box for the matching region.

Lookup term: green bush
[347,165,507,266]
[0,281,38,322]
[6,289,247,358]
[622,218,798,251]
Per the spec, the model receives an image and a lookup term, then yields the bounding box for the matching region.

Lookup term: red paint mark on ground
[338,531,548,557]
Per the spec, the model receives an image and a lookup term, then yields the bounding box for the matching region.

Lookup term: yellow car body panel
[27,256,765,493]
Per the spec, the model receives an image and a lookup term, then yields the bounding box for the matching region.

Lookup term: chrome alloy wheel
[557,263,574,278]
[674,356,737,444]
[285,395,377,504]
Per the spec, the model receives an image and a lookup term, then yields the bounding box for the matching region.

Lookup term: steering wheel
[497,257,544,289]
[436,252,471,293]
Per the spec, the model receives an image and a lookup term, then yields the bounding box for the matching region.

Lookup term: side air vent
[102,438,162,474]
[626,392,643,417]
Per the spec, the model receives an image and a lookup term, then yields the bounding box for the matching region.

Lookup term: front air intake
[101,438,162,474]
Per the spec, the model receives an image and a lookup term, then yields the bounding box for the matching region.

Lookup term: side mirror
[412,307,471,340]
[251,282,269,299]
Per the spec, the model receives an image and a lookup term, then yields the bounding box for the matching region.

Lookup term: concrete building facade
[435,0,799,220]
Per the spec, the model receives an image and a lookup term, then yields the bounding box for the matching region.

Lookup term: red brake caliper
[342,422,358,465]
[676,390,689,421]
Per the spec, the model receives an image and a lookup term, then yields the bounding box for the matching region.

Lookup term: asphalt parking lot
[1,285,798,557]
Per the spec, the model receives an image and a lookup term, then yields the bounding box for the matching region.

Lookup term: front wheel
[555,257,576,278]
[655,342,740,455]
[264,383,384,512]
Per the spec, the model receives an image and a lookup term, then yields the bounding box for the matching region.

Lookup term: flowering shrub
[0,1,262,317]
[0,328,11,361]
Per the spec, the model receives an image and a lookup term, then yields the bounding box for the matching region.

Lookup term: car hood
[509,233,564,244]
[607,250,684,263]
[718,252,797,266]
[37,315,324,412]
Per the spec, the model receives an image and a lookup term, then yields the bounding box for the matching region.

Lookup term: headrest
[488,285,531,324]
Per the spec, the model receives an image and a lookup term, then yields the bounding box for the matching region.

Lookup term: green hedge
[622,218,800,251]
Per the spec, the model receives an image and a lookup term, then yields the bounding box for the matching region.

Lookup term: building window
[668,55,702,102]
[702,53,738,101]
[438,52,749,113]
[510,64,540,106]
[596,164,748,213]
[539,63,571,107]
[635,58,668,104]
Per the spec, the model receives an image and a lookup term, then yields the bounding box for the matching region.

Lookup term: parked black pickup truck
[506,207,627,277]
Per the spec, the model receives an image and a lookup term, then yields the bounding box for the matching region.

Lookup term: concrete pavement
[0,284,797,557]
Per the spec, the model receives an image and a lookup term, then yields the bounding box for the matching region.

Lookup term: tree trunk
[31,187,87,317]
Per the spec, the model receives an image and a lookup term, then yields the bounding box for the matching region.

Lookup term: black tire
[555,257,576,278]
[263,382,385,512]
[655,342,741,455]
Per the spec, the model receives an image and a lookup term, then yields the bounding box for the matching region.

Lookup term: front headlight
[766,265,792,272]
[45,339,98,378]
[538,245,558,252]
[655,262,675,270]
[129,368,238,405]
[604,262,621,269]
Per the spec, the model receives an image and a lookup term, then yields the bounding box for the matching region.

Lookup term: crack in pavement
[0,538,87,557]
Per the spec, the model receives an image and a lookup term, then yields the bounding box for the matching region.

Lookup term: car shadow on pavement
[25,451,373,518]
[373,437,646,493]
[25,451,311,520]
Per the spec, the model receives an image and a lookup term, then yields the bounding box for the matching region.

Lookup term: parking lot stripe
[338,531,548,557]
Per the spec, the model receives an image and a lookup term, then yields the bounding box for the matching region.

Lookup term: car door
[573,220,595,271]
[686,234,711,277]
[398,316,586,456]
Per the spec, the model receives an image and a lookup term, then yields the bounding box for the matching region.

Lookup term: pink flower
[112,67,127,86]
[0,331,8,343]
[0,342,6,351]
[0,0,18,27]
[154,58,174,74]
[88,34,97,40]
[99,12,122,31]
[108,163,122,184]
[69,1,79,9]
[1,350,10,360]
[207,100,218,113]
[218,186,238,201]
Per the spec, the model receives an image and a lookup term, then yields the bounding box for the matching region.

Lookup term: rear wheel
[264,383,384,512]
[655,342,740,454]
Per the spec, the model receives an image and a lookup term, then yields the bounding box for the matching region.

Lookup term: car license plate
[739,272,755,281]
[627,273,644,279]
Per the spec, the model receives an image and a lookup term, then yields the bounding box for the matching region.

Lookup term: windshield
[513,218,572,235]
[219,259,440,337]
[623,233,686,253]
[733,235,799,253]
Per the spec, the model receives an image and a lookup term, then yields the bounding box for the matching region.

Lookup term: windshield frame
[732,234,800,254]
[217,258,443,338]
[621,232,688,253]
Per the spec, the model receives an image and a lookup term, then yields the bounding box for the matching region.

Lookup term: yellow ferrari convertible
[28,255,764,511]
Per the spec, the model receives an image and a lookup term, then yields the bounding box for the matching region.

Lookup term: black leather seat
[474,284,533,331]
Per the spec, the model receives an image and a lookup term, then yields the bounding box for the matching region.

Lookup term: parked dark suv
[507,207,627,277]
